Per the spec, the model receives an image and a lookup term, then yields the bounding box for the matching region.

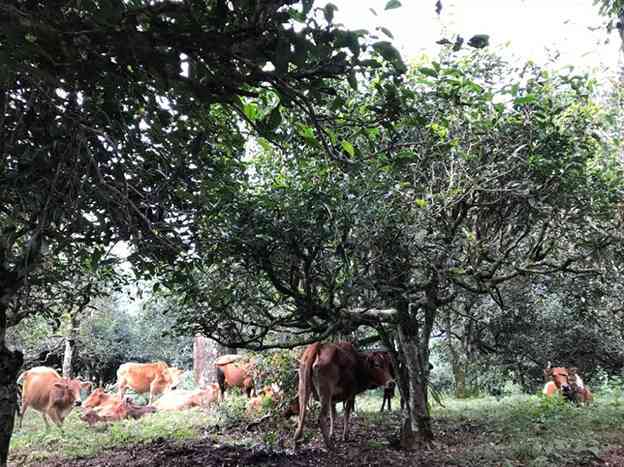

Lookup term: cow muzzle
[385,380,396,391]
[74,400,82,407]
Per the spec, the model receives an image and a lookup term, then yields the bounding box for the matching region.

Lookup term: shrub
[215,393,249,426]
[251,349,300,409]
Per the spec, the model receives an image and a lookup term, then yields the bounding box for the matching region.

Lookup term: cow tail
[216,367,226,400]
[294,343,319,442]
[15,371,26,416]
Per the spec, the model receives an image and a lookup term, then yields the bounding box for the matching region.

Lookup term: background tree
[0,1,396,461]
[173,49,623,447]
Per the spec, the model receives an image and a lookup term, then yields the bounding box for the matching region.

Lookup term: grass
[9,407,215,466]
[8,389,624,466]
[432,392,624,466]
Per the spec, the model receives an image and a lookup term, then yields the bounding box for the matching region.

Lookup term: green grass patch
[9,391,624,466]
[9,407,215,466]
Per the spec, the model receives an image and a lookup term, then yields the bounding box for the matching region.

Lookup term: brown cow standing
[17,366,91,429]
[153,385,220,411]
[214,355,255,399]
[543,364,592,403]
[116,361,183,404]
[293,342,395,450]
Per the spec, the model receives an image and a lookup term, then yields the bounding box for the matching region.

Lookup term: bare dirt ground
[26,414,493,467]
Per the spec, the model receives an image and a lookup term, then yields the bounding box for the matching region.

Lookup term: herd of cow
[14,341,592,451]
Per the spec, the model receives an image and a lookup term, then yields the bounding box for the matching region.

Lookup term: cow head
[544,366,571,393]
[53,378,86,407]
[82,388,109,410]
[167,367,184,391]
[365,352,395,391]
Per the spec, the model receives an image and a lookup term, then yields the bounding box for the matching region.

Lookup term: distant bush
[175,370,198,391]
[591,368,624,397]
[251,349,300,408]
[215,393,249,426]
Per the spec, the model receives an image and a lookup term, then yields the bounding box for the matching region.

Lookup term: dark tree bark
[0,305,23,467]
[394,302,434,449]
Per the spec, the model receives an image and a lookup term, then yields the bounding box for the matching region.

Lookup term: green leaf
[385,0,402,10]
[341,140,355,157]
[324,3,338,23]
[266,107,282,130]
[302,0,314,15]
[415,198,427,208]
[347,71,358,91]
[372,41,406,73]
[418,66,438,78]
[514,95,537,105]
[467,34,490,49]
[379,27,394,39]
[243,102,259,121]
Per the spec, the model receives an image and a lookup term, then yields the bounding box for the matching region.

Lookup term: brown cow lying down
[543,365,593,403]
[17,366,92,429]
[82,388,119,415]
[153,384,220,411]
[116,361,183,404]
[293,342,395,449]
[81,397,156,425]
[214,355,255,399]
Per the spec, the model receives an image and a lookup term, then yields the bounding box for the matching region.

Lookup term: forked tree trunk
[0,306,23,467]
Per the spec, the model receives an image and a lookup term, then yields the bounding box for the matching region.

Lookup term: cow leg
[329,403,337,439]
[216,368,226,401]
[47,410,64,431]
[343,397,354,441]
[318,394,333,450]
[117,381,126,402]
[40,412,50,430]
[388,394,391,412]
[18,402,28,429]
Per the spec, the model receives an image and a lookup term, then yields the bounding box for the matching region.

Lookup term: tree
[0,1,394,462]
[173,50,623,447]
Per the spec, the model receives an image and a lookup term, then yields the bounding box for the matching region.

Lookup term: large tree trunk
[0,306,23,467]
[394,303,435,449]
[193,336,236,387]
[452,364,466,399]
[446,334,467,399]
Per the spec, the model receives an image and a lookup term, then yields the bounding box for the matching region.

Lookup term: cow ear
[53,382,66,388]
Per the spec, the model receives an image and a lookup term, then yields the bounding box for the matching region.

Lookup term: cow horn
[546,361,551,369]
